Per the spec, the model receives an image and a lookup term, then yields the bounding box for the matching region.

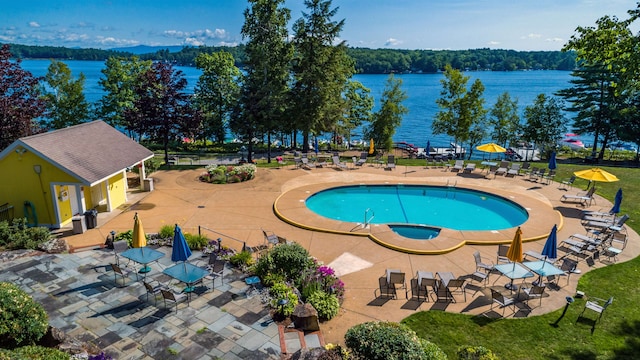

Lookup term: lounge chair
[356,152,368,166]
[583,214,629,232]
[602,232,627,262]
[463,163,476,173]
[451,160,464,172]
[531,168,546,182]
[495,161,509,176]
[485,165,498,179]
[412,271,435,302]
[520,162,531,175]
[375,276,397,300]
[543,169,556,185]
[332,155,347,170]
[577,296,613,323]
[559,175,576,190]
[526,167,539,180]
[300,156,315,170]
[385,155,396,170]
[386,269,407,298]
[506,163,521,177]
[490,289,515,316]
[560,186,596,206]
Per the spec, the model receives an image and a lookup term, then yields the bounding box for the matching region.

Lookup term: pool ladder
[446,179,457,199]
[363,208,375,229]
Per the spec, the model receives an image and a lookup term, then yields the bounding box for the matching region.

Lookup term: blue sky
[1,0,637,51]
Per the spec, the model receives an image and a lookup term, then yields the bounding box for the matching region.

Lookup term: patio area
[4,162,638,358]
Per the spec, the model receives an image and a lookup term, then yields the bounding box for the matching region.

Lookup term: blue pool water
[305,185,528,231]
[388,224,441,239]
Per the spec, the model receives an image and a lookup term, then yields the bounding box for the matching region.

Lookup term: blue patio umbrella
[425,140,431,156]
[611,188,623,214]
[548,151,557,170]
[171,224,192,263]
[541,224,558,261]
[314,137,319,156]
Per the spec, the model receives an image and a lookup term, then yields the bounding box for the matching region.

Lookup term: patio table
[493,263,534,292]
[523,260,564,286]
[480,161,498,172]
[163,262,209,304]
[120,247,164,277]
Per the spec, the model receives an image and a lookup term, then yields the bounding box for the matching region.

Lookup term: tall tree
[194,51,241,147]
[366,75,408,153]
[432,65,486,157]
[97,56,152,136]
[125,62,199,164]
[0,44,46,150]
[488,92,520,147]
[522,94,568,156]
[42,60,90,130]
[232,0,292,163]
[290,0,355,153]
[339,80,373,145]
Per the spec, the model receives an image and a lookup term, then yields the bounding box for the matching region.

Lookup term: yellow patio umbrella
[132,212,147,248]
[506,227,523,263]
[368,138,375,155]
[476,143,506,160]
[573,168,619,183]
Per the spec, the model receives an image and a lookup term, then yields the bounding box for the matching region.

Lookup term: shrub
[345,321,447,360]
[457,346,498,360]
[268,282,298,317]
[229,250,254,268]
[306,290,340,320]
[158,224,174,239]
[199,163,256,184]
[0,282,49,348]
[184,233,208,250]
[0,218,52,250]
[254,243,314,286]
[0,345,71,359]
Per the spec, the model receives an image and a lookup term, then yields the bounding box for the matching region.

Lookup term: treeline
[5,42,576,73]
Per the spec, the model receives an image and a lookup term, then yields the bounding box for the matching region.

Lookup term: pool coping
[274,179,563,254]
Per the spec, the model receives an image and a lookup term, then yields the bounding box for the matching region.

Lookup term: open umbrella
[611,188,623,214]
[574,168,619,183]
[548,151,557,171]
[476,143,506,160]
[368,138,375,155]
[132,212,146,248]
[505,227,523,290]
[171,224,192,263]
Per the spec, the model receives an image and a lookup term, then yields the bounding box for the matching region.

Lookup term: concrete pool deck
[40,162,640,352]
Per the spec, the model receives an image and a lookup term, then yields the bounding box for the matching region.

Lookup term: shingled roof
[9,121,154,185]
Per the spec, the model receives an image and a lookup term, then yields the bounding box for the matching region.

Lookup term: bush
[0,282,49,348]
[184,233,208,250]
[254,243,314,286]
[457,346,498,360]
[345,321,447,360]
[158,224,174,239]
[229,250,254,268]
[268,282,298,317]
[0,345,71,359]
[0,218,52,250]
[306,290,340,320]
[199,163,256,184]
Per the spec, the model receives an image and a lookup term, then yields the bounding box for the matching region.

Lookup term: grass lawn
[401,161,640,359]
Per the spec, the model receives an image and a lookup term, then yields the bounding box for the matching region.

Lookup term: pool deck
[7,161,639,357]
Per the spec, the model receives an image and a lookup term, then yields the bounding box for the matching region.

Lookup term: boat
[559,138,585,151]
[418,143,466,159]
[507,147,540,161]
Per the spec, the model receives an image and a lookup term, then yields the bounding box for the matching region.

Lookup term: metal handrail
[364,208,375,229]
[199,225,248,252]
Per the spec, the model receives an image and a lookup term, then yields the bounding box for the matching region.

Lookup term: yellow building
[0,121,154,229]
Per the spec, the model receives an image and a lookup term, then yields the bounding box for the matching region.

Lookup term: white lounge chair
[560,186,596,206]
[332,155,347,170]
[451,160,464,172]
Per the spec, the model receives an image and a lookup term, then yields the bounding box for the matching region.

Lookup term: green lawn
[401,161,640,359]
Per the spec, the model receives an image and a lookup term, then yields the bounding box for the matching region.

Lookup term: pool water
[389,224,441,239]
[305,184,528,231]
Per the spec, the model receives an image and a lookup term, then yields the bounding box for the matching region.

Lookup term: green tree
[97,56,152,137]
[0,44,46,150]
[488,92,520,147]
[290,0,355,152]
[339,80,373,145]
[232,0,292,163]
[125,62,199,164]
[522,94,568,156]
[42,60,90,129]
[366,75,408,153]
[432,65,486,157]
[194,51,241,147]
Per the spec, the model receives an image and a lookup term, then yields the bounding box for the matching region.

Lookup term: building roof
[5,121,154,185]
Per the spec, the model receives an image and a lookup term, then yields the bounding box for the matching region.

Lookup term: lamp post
[277,298,289,316]
[108,230,116,249]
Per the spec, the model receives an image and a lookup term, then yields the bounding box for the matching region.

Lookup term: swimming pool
[305,184,529,231]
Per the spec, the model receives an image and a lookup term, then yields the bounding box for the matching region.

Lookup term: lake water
[21,59,573,149]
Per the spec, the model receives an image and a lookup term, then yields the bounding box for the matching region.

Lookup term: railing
[198,225,249,252]
[0,203,14,222]
[364,208,375,229]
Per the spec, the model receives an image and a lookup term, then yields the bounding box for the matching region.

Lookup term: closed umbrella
[171,224,192,263]
[548,151,557,170]
[368,138,375,155]
[541,225,558,262]
[505,227,523,290]
[132,212,146,248]
[314,137,319,156]
[476,143,506,160]
[425,140,431,156]
[610,188,623,214]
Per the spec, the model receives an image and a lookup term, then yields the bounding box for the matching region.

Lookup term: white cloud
[184,37,204,46]
[545,37,564,42]
[29,21,40,28]
[95,36,139,46]
[521,33,542,40]
[384,38,402,46]
[488,41,500,45]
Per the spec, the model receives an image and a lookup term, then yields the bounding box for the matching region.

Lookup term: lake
[20,59,573,149]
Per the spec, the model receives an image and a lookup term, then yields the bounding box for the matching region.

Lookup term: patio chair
[527,167,540,180]
[497,244,510,264]
[520,162,531,175]
[495,161,509,176]
[451,160,464,172]
[110,263,136,287]
[385,155,396,170]
[533,168,547,182]
[143,280,165,305]
[113,240,130,266]
[485,165,499,179]
[548,258,577,287]
[506,163,521,177]
[603,232,627,262]
[332,155,347,170]
[161,288,188,312]
[473,251,494,274]
[375,276,397,300]
[522,284,546,308]
[204,259,226,288]
[463,163,476,173]
[559,175,576,190]
[300,156,315,170]
[560,186,596,207]
[262,229,281,246]
[356,152,368,166]
[490,289,515,316]
[543,169,556,185]
[445,278,467,302]
[412,271,435,302]
[578,296,613,323]
[584,214,629,233]
[386,269,407,298]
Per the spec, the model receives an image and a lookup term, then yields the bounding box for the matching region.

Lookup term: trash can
[143,178,154,192]
[72,215,86,234]
[84,209,98,229]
